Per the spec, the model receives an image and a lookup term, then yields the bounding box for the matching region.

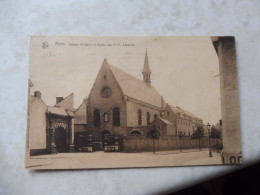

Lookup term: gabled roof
[55,93,74,110]
[158,117,173,125]
[74,101,87,124]
[107,63,162,108]
[31,96,47,107]
[170,105,200,120]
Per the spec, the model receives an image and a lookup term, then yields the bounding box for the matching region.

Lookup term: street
[26,149,222,170]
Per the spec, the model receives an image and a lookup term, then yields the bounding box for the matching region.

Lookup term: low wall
[124,135,209,152]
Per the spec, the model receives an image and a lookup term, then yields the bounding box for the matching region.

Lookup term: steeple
[142,49,151,86]
[103,58,109,66]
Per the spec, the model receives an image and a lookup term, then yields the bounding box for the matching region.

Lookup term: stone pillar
[211,36,242,164]
[50,127,57,154]
[68,116,74,152]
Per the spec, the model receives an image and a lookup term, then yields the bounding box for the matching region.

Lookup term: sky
[29,36,221,125]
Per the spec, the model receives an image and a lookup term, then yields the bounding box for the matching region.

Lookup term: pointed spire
[103,58,109,66]
[142,49,151,86]
[142,48,151,73]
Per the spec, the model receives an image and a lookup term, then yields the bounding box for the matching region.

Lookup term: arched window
[138,109,142,126]
[130,129,142,135]
[113,107,120,126]
[93,109,100,127]
[146,112,150,125]
[154,113,157,119]
[104,113,108,122]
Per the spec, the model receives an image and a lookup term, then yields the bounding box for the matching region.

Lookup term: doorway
[101,130,111,149]
[54,127,68,153]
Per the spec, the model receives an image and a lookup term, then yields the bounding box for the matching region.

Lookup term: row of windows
[137,109,157,126]
[93,108,158,127]
[177,120,192,126]
[93,107,120,128]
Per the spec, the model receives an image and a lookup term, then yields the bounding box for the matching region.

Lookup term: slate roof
[158,117,173,125]
[107,63,162,108]
[170,105,200,120]
[74,102,87,124]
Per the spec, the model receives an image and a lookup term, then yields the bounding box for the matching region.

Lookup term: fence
[124,135,209,152]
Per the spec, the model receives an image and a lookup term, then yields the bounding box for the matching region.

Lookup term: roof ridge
[108,64,158,91]
[55,93,74,106]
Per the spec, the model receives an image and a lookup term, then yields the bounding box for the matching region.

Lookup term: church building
[86,50,165,142]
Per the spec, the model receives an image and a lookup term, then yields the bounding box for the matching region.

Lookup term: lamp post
[178,131,184,152]
[207,123,213,157]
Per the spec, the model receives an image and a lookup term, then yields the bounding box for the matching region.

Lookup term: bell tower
[142,49,151,86]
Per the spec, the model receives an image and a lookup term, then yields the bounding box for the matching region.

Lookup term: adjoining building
[29,92,75,156]
[164,104,204,137]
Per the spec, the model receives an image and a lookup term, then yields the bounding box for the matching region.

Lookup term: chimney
[56,97,64,104]
[34,91,41,98]
[161,96,165,108]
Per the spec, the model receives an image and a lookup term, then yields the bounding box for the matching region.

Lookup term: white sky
[30,36,221,125]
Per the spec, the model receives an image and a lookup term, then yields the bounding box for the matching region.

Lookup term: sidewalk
[154,148,209,155]
[26,149,222,169]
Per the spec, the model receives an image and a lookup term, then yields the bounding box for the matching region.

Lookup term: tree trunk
[180,138,182,152]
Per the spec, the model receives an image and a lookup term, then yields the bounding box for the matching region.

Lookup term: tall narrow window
[146,112,150,125]
[138,109,142,126]
[154,113,157,119]
[113,107,120,126]
[104,113,108,122]
[93,109,100,127]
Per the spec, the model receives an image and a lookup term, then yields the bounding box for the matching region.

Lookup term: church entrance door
[101,130,111,150]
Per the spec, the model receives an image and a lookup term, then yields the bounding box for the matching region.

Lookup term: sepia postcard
[25,36,242,170]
